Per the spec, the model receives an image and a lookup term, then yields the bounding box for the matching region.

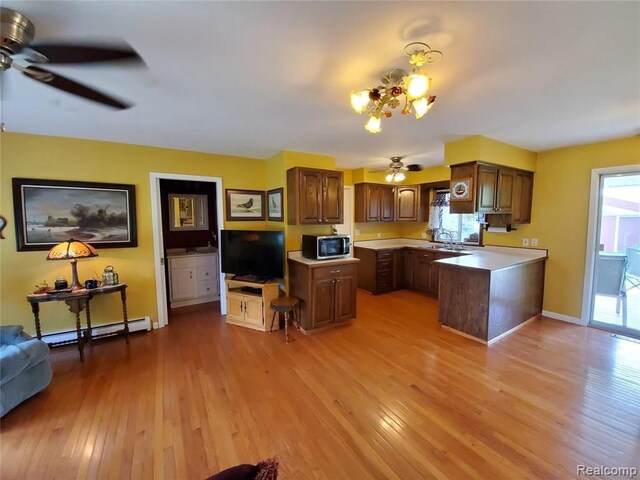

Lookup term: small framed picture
[267,188,284,222]
[225,189,265,221]
[450,177,473,201]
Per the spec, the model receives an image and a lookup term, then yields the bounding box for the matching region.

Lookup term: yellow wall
[516,137,639,319]
[445,135,537,171]
[0,133,268,333]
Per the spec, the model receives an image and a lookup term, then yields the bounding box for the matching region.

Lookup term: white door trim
[149,172,225,329]
[581,165,640,326]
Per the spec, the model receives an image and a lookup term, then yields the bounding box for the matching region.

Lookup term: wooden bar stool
[269,297,300,343]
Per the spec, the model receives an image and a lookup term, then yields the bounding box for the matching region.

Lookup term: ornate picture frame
[225,189,265,221]
[12,178,137,251]
[450,177,473,201]
[266,188,284,222]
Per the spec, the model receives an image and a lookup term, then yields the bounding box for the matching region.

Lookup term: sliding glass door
[589,171,640,337]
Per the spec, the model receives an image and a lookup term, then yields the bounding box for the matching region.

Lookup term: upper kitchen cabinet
[355,183,395,222]
[287,167,344,225]
[395,185,420,221]
[450,162,533,223]
[511,170,534,224]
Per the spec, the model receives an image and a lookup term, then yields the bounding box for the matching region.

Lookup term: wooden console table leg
[85,299,93,345]
[74,307,84,363]
[31,303,42,340]
[121,288,129,344]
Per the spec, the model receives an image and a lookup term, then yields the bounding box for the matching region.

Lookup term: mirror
[168,194,209,231]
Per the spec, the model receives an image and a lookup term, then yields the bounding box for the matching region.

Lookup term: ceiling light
[350,42,442,133]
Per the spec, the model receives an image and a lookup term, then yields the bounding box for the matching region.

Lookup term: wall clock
[450,177,472,201]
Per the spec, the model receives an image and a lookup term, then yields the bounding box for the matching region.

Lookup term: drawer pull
[330,269,341,274]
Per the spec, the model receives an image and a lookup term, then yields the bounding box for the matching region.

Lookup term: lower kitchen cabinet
[288,259,359,331]
[354,247,398,294]
[169,253,220,308]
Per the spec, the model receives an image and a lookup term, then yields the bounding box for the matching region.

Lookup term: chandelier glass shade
[350,42,441,133]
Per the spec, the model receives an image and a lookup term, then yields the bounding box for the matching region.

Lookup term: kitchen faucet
[438,229,456,249]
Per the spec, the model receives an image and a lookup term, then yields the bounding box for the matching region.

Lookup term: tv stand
[225,276,280,332]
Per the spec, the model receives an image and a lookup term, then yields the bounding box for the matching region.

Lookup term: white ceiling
[1,1,639,170]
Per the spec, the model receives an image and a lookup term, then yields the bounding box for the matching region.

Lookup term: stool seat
[269,297,300,343]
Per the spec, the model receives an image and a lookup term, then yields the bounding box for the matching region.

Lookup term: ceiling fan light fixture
[350,42,441,133]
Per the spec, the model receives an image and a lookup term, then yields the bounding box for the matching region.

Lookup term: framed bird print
[225,189,265,221]
[267,188,284,222]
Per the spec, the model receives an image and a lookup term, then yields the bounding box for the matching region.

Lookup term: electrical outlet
[421,232,428,239]
[531,238,539,246]
[522,238,530,246]
[355,229,360,235]
[377,232,382,238]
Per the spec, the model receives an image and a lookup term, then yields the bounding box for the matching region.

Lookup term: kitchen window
[430,191,482,245]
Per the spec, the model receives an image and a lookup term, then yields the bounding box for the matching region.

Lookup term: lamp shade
[47,239,98,261]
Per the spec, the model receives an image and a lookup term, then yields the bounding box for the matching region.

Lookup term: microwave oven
[301,234,351,260]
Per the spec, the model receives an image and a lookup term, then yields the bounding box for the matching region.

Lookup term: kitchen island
[353,240,547,343]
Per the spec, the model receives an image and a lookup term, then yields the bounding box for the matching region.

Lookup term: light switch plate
[531,238,539,246]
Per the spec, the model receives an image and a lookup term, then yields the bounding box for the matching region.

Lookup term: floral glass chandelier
[350,42,442,133]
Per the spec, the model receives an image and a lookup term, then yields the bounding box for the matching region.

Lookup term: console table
[26,283,129,362]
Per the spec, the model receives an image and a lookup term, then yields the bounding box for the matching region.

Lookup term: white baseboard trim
[542,310,585,326]
[41,316,152,344]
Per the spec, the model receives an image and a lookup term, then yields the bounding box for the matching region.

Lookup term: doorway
[584,167,640,337]
[150,173,225,329]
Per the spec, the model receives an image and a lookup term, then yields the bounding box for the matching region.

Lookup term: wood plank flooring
[1,290,639,479]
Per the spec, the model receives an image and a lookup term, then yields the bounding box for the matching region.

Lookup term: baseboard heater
[40,316,151,345]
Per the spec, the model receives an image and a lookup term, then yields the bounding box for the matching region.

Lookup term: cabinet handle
[190,271,193,279]
[206,272,209,276]
[330,269,341,274]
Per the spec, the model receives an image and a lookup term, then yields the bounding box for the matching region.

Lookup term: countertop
[166,247,218,257]
[353,239,547,271]
[288,251,360,266]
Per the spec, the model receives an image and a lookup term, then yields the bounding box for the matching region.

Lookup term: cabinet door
[322,171,344,224]
[366,185,381,222]
[512,170,533,223]
[380,185,395,222]
[298,169,324,224]
[402,250,415,287]
[414,253,433,293]
[428,261,440,297]
[312,279,335,329]
[334,275,356,322]
[226,293,245,323]
[395,185,419,221]
[170,267,196,301]
[496,169,514,213]
[243,296,264,327]
[477,165,498,213]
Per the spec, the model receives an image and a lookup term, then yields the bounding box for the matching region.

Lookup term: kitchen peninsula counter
[353,239,547,344]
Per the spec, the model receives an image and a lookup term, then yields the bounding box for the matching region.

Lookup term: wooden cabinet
[287,167,343,225]
[354,247,398,294]
[288,259,358,331]
[512,170,533,224]
[402,249,416,288]
[395,185,420,221]
[476,164,514,214]
[224,278,280,331]
[450,162,532,221]
[415,251,439,296]
[169,253,219,308]
[354,183,394,222]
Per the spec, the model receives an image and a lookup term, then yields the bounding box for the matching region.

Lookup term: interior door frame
[150,172,225,329]
[581,165,639,327]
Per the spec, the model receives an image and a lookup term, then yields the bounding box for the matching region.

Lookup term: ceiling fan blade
[22,66,132,109]
[406,164,423,172]
[26,43,142,64]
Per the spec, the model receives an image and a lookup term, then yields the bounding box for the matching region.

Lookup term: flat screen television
[221,230,284,281]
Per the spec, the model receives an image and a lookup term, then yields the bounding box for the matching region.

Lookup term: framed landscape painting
[12,178,137,251]
[267,187,284,222]
[225,189,265,221]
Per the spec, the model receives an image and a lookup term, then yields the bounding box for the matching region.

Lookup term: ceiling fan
[370,156,423,182]
[0,7,144,109]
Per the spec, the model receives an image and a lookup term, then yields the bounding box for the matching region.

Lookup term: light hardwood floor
[1,290,639,479]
